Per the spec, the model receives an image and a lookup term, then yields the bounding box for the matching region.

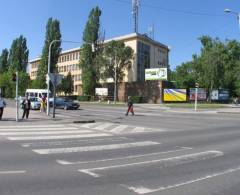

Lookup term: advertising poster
[95,88,108,96]
[145,68,167,81]
[163,89,187,102]
[189,88,207,101]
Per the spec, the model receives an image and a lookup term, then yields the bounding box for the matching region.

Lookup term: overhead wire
[113,0,225,17]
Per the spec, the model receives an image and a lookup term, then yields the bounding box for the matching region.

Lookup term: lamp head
[224,9,231,13]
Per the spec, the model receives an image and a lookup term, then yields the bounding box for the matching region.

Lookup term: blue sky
[0,0,239,70]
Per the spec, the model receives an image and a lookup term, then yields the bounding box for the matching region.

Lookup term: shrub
[77,95,91,101]
[130,96,143,103]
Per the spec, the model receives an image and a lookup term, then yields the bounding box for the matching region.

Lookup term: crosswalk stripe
[131,127,146,133]
[32,141,160,154]
[7,133,111,141]
[0,130,93,136]
[80,122,102,128]
[94,123,113,130]
[0,125,65,129]
[110,125,128,133]
[79,150,223,178]
[0,127,78,132]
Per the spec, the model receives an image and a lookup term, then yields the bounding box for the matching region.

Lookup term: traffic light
[12,73,16,82]
[195,82,199,88]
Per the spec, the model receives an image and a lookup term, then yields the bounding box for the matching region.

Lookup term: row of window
[58,64,80,73]
[58,52,80,63]
[72,74,81,82]
[30,71,38,77]
[31,62,40,69]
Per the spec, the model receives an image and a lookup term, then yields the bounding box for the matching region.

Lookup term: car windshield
[30,98,38,102]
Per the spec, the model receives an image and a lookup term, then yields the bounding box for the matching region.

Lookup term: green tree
[8,35,29,72]
[173,36,240,98]
[79,6,102,95]
[172,61,196,88]
[0,49,9,73]
[58,72,74,95]
[103,40,134,99]
[36,18,62,89]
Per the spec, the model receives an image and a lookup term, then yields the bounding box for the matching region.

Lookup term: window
[137,41,150,81]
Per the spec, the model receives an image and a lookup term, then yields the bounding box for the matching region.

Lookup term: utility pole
[132,0,140,33]
[114,53,117,104]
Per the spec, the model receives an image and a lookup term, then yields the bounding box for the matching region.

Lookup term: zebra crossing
[75,122,166,134]
[0,123,228,194]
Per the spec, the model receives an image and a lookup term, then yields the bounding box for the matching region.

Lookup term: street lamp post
[47,40,60,116]
[224,9,240,30]
[114,53,117,104]
[46,40,94,116]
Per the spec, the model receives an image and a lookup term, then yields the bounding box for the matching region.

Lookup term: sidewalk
[0,107,51,124]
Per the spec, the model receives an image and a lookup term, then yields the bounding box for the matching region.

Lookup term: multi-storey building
[29,33,169,95]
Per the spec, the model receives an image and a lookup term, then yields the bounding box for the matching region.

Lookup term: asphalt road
[0,104,240,195]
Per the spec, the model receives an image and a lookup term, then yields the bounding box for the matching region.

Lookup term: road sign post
[48,73,63,118]
[195,83,199,111]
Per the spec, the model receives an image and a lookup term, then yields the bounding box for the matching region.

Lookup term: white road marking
[80,122,102,128]
[0,125,65,129]
[110,125,128,133]
[0,170,26,174]
[22,137,128,148]
[131,127,146,133]
[125,165,240,194]
[56,147,192,165]
[8,133,111,141]
[33,141,160,155]
[0,127,78,132]
[79,150,223,178]
[0,130,93,136]
[94,123,113,130]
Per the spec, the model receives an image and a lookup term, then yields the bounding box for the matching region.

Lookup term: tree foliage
[79,6,102,95]
[8,35,29,72]
[172,36,240,96]
[58,72,74,95]
[0,49,9,73]
[36,18,62,89]
[103,40,134,83]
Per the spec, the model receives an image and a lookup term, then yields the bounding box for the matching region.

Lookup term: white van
[25,89,51,99]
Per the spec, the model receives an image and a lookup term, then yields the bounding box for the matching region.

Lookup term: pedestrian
[40,95,46,112]
[0,94,6,120]
[21,96,31,119]
[125,96,134,116]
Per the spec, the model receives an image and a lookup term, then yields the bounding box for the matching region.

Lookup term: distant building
[29,33,169,95]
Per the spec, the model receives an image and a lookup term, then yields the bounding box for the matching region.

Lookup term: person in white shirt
[0,94,6,120]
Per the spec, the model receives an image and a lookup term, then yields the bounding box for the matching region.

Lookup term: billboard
[145,68,167,81]
[163,89,187,102]
[211,89,229,101]
[189,88,207,101]
[95,88,108,96]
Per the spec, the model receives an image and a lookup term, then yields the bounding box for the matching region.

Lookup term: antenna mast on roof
[148,24,155,40]
[132,0,140,33]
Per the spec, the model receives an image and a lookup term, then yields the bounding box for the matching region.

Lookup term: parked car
[29,97,41,110]
[54,97,80,110]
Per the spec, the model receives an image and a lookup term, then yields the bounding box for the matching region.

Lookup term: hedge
[77,95,91,101]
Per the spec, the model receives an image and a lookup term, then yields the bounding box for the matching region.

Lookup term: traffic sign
[48,73,63,87]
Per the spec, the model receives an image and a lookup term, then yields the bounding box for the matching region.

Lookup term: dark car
[54,97,80,110]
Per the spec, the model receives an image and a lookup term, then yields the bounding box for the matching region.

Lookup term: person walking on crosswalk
[125,96,134,116]
[21,96,31,119]
[0,94,6,120]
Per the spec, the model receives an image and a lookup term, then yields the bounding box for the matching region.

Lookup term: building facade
[29,33,169,95]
